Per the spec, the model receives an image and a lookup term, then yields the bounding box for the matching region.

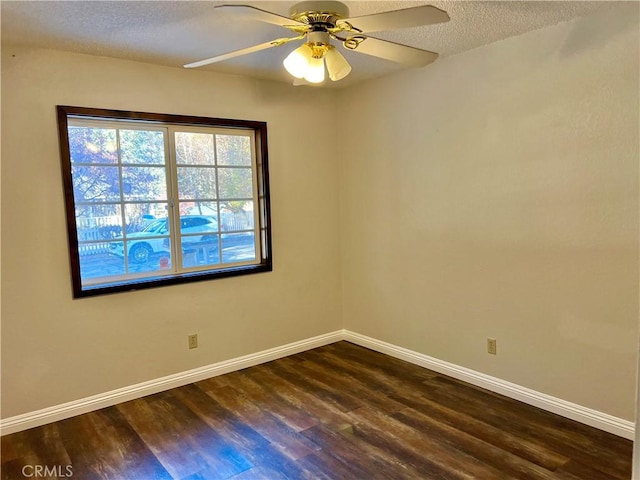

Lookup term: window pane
[127,219,169,237]
[126,239,172,271]
[68,126,117,164]
[120,130,165,165]
[222,233,256,263]
[179,201,217,217]
[124,232,170,265]
[218,168,253,199]
[77,205,123,241]
[123,203,169,235]
[120,206,171,264]
[216,135,252,166]
[220,201,254,232]
[175,132,215,165]
[179,214,218,236]
[177,166,216,200]
[182,235,220,268]
[80,244,126,282]
[122,166,167,201]
[72,165,121,202]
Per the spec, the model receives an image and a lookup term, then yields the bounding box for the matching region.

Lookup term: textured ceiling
[1,1,623,87]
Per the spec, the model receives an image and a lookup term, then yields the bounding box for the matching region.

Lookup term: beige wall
[1,48,343,417]
[2,4,638,425]
[635,341,640,477]
[338,5,639,420]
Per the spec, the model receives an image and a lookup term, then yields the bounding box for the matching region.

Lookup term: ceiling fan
[184,1,450,84]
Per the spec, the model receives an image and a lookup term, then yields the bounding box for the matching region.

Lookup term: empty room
[1,1,639,479]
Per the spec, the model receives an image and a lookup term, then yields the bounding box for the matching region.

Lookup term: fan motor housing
[289,1,350,26]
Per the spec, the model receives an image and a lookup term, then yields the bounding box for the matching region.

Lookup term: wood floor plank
[195,384,320,461]
[303,346,439,398]
[386,389,569,470]
[116,392,251,479]
[295,449,381,480]
[243,363,358,429]
[3,423,70,467]
[551,459,626,480]
[433,374,630,455]
[222,443,309,480]
[414,378,632,479]
[263,358,364,413]
[208,370,318,432]
[328,417,466,480]
[301,423,415,480]
[1,341,633,479]
[348,405,509,480]
[319,342,439,383]
[171,383,270,452]
[56,406,172,479]
[391,409,559,479]
[276,354,408,414]
[0,423,72,480]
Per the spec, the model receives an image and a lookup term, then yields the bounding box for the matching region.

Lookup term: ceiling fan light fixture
[325,46,351,81]
[283,44,312,78]
[187,3,450,85]
[303,56,325,83]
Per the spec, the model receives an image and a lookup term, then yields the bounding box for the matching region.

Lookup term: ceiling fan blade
[184,37,301,68]
[339,5,449,34]
[214,4,306,28]
[348,36,439,68]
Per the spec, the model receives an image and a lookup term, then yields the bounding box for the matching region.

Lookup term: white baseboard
[2,328,634,440]
[343,330,635,440]
[0,330,345,436]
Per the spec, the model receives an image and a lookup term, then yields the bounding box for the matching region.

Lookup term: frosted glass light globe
[304,56,325,84]
[325,47,351,81]
[283,45,311,79]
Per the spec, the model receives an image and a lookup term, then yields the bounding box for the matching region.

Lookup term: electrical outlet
[487,338,497,355]
[188,334,198,349]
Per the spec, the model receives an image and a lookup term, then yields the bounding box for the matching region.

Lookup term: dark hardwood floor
[1,341,633,479]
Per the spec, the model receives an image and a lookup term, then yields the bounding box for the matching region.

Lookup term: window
[57,106,272,297]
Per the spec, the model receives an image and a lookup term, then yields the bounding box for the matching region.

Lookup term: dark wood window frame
[57,106,272,298]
